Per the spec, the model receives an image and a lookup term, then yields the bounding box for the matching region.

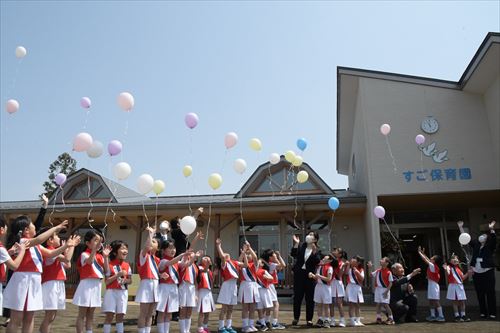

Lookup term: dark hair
[7,215,32,249]
[83,229,101,245]
[432,255,443,266]
[36,226,53,247]
[353,255,365,269]
[261,249,274,263]
[341,250,348,260]
[307,231,320,244]
[381,256,392,267]
[109,240,128,261]
[160,239,176,251]
[0,216,6,228]
[322,254,333,261]
[170,217,180,229]
[196,255,213,285]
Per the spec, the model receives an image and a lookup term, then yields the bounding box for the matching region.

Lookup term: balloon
[108,140,123,156]
[373,206,386,219]
[86,140,104,158]
[80,97,91,109]
[297,138,308,151]
[180,215,197,235]
[117,92,134,111]
[292,155,304,167]
[297,170,309,183]
[249,138,262,151]
[233,158,247,174]
[55,173,67,186]
[15,46,27,58]
[328,197,340,210]
[415,134,425,145]
[224,132,238,149]
[159,221,170,231]
[208,173,222,190]
[113,162,132,180]
[380,124,391,136]
[284,150,296,163]
[5,99,19,114]
[458,233,471,245]
[185,113,199,129]
[183,165,193,177]
[269,153,281,165]
[137,174,154,194]
[73,132,93,152]
[153,180,165,195]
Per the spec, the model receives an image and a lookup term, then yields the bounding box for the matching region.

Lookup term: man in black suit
[290,232,321,326]
[389,263,421,323]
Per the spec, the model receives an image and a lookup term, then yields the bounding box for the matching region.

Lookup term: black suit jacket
[470,231,496,268]
[290,242,321,273]
[390,275,410,304]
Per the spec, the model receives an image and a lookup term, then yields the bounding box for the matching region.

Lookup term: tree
[42,152,77,199]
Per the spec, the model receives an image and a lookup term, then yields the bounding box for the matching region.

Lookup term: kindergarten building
[0,32,499,294]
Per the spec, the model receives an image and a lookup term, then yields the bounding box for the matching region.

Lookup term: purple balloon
[185,113,199,129]
[108,140,123,156]
[80,97,91,109]
[55,173,67,186]
[415,134,425,145]
[373,206,386,219]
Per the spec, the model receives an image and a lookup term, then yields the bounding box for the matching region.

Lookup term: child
[73,230,110,333]
[39,227,80,333]
[136,226,161,333]
[261,249,286,330]
[309,254,334,328]
[3,217,76,333]
[367,257,395,325]
[0,217,27,313]
[102,240,132,333]
[329,248,347,327]
[157,239,185,333]
[344,255,365,327]
[444,254,472,322]
[197,255,215,333]
[238,242,260,333]
[418,246,445,322]
[215,238,245,333]
[255,259,275,331]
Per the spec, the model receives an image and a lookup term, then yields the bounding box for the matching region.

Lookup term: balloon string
[329,211,335,251]
[460,245,471,265]
[155,194,159,229]
[419,149,427,181]
[87,171,94,227]
[268,164,275,199]
[381,217,406,267]
[385,135,398,174]
[292,169,300,230]
[205,194,213,251]
[103,156,117,234]
[142,200,149,228]
[48,187,61,226]
[239,179,246,242]
[82,109,91,130]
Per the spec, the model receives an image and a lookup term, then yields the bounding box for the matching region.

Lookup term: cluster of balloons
[136,174,166,195]
[328,197,340,210]
[73,132,124,160]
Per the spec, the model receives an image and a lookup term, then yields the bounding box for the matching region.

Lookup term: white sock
[219,320,225,329]
[265,315,271,323]
[138,328,145,333]
[226,319,232,328]
[430,308,436,317]
[103,324,111,333]
[460,311,466,316]
[179,320,185,333]
[454,311,459,317]
[272,318,278,325]
[145,327,151,333]
[437,307,443,317]
[203,323,208,328]
[86,330,93,333]
[116,322,124,333]
[388,315,393,320]
[249,319,254,327]
[186,318,192,332]
[242,318,249,328]
[157,322,165,333]
[165,322,171,333]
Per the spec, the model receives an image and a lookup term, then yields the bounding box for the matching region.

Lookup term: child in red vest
[255,258,275,330]
[444,254,472,322]
[329,248,347,327]
[103,240,132,333]
[261,249,286,330]
[418,246,445,322]
[39,227,80,333]
[367,257,395,325]
[344,255,365,327]
[309,254,334,328]
[238,242,260,333]
[197,255,215,333]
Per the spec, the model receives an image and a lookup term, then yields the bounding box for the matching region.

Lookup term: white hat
[159,221,170,231]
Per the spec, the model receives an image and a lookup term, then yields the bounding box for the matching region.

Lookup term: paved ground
[2,303,498,333]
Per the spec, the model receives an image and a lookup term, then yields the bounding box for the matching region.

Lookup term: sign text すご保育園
[402,168,471,183]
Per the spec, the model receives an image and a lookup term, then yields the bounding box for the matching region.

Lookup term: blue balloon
[328,197,340,210]
[297,138,308,151]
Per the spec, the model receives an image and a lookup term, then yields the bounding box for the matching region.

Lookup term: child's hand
[457,221,464,228]
[275,251,281,257]
[195,231,204,240]
[41,193,49,208]
[102,245,112,257]
[292,235,300,245]
[160,272,170,280]
[145,226,156,234]
[118,270,127,277]
[308,272,315,279]
[489,220,496,229]
[55,220,69,232]
[367,261,373,268]
[216,238,222,245]
[417,246,425,254]
[196,250,204,257]
[196,207,204,216]
[66,235,81,248]
[21,239,32,248]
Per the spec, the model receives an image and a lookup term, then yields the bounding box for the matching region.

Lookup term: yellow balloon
[183,165,193,177]
[249,138,262,151]
[285,150,296,163]
[292,155,303,167]
[208,173,223,190]
[153,180,165,195]
[297,170,309,183]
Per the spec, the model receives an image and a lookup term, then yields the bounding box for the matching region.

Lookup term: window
[239,222,280,257]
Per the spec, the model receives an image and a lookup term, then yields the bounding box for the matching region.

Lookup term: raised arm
[215,238,226,265]
[275,251,286,269]
[290,235,300,258]
[457,220,465,234]
[30,220,68,246]
[4,243,27,271]
[61,235,81,268]
[417,246,432,265]
[246,241,258,263]
[141,226,156,256]
[34,194,49,231]
[41,233,79,260]
[188,231,204,252]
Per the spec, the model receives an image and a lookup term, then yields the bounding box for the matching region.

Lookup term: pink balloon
[108,140,123,156]
[80,97,91,109]
[185,113,199,129]
[73,132,93,152]
[373,206,386,219]
[415,134,425,145]
[5,99,19,114]
[55,173,67,186]
[380,124,391,136]
[224,132,238,149]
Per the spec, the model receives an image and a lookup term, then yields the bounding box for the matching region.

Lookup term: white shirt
[473,257,492,274]
[302,248,312,270]
[0,246,11,265]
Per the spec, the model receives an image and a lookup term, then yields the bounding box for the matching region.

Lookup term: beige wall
[483,76,500,179]
[330,214,367,259]
[106,221,139,265]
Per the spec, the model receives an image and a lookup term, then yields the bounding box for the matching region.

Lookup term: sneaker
[218,328,227,333]
[265,322,272,330]
[454,316,462,322]
[257,323,268,332]
[376,318,383,324]
[354,320,365,327]
[436,316,446,322]
[241,327,252,333]
[306,321,314,327]
[338,318,346,327]
[291,319,299,326]
[385,319,395,325]
[480,314,487,319]
[226,328,237,333]
[271,323,286,330]
[330,320,336,327]
[489,315,496,320]
[323,320,330,328]
[426,315,437,322]
[315,319,324,327]
[461,316,471,322]
[348,318,356,327]
[251,326,260,332]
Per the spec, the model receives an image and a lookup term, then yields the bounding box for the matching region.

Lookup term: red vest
[77,248,105,279]
[220,259,239,281]
[137,252,160,280]
[426,263,440,283]
[42,246,66,282]
[17,239,43,273]
[159,257,180,285]
[256,268,272,288]
[181,263,198,284]
[269,262,279,284]
[0,243,7,283]
[348,267,364,285]
[107,259,131,289]
[315,264,333,285]
[447,265,464,285]
[334,261,345,280]
[240,261,257,283]
[374,267,392,288]
[197,267,213,290]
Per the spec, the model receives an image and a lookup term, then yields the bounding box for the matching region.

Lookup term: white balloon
[5,99,19,114]
[233,158,247,174]
[159,221,170,231]
[117,92,135,111]
[180,215,197,235]
[458,233,471,245]
[15,46,27,59]
[269,153,280,165]
[86,140,104,158]
[113,162,132,180]
[137,174,154,194]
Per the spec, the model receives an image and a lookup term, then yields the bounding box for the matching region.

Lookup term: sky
[0,1,499,202]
